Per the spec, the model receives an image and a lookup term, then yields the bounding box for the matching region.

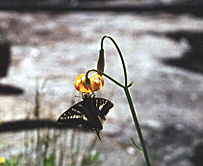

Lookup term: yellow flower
[0,157,5,164]
[74,74,104,93]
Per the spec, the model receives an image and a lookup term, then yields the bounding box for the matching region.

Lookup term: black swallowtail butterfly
[57,93,114,140]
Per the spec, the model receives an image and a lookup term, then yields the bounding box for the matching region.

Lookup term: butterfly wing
[94,98,114,120]
[57,100,90,128]
[57,99,102,130]
[57,96,114,140]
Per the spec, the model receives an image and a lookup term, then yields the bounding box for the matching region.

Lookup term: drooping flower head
[74,74,104,93]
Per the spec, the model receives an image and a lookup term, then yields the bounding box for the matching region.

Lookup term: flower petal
[74,74,104,93]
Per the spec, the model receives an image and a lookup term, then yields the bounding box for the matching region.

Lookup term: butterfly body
[57,94,114,140]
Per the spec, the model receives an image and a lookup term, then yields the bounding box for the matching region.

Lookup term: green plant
[85,35,156,166]
[2,155,20,166]
[82,150,100,165]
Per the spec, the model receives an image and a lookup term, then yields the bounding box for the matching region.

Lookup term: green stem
[96,35,151,165]
[86,69,125,89]
[86,69,151,165]
[124,87,151,166]
[101,36,128,87]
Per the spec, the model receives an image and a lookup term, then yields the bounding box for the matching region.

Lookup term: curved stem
[86,69,125,89]
[88,36,152,165]
[101,36,128,87]
[86,69,151,165]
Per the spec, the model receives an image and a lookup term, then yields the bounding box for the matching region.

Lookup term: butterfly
[57,93,114,140]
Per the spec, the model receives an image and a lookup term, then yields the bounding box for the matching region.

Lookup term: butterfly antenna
[96,130,101,141]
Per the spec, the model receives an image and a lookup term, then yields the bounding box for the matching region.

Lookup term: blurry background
[0,0,203,165]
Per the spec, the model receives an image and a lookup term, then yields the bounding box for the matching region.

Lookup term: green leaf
[130,138,143,151]
[150,142,157,164]
[127,82,134,88]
